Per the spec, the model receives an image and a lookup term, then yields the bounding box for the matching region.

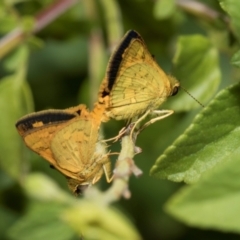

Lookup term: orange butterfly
[16,104,112,194]
[98,30,179,134]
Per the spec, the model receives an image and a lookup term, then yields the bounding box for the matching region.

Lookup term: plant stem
[85,131,143,205]
[177,0,229,23]
[0,0,78,59]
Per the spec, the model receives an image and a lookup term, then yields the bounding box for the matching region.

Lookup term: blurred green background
[1,0,240,239]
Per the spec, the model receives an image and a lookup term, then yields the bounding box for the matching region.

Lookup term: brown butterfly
[16,104,112,195]
[98,30,180,134]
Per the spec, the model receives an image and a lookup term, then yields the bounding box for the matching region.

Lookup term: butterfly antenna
[180,86,205,108]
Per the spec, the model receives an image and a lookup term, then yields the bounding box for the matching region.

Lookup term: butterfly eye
[171,86,179,96]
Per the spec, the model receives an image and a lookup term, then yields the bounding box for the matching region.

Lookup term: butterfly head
[167,75,204,107]
[167,75,180,97]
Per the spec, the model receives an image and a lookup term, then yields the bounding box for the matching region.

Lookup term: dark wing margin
[106,30,142,92]
[15,110,78,136]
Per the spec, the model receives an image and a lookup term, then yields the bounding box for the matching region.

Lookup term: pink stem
[0,0,78,58]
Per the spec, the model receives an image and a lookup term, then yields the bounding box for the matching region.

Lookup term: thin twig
[0,0,78,58]
[34,0,78,33]
[176,0,229,23]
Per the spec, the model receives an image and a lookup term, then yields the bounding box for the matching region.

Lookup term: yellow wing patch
[98,30,180,120]
[15,104,111,195]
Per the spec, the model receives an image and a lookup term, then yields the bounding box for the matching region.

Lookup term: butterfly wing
[15,105,88,169]
[50,116,99,174]
[51,115,110,191]
[99,30,179,120]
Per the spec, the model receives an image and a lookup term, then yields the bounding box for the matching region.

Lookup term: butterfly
[16,104,112,195]
[98,30,180,135]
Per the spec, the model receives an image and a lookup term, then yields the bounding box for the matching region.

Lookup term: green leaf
[0,46,34,181]
[231,50,240,67]
[62,202,142,240]
[0,170,15,191]
[0,205,18,238]
[21,16,35,34]
[154,0,176,20]
[0,3,17,33]
[165,150,240,233]
[219,0,240,41]
[4,46,28,71]
[150,82,240,183]
[23,174,141,240]
[7,202,75,240]
[165,35,221,111]
[23,173,73,203]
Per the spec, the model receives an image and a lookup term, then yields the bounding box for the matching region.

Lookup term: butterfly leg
[103,127,128,143]
[129,110,150,140]
[95,155,113,183]
[136,109,174,135]
[103,163,113,183]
